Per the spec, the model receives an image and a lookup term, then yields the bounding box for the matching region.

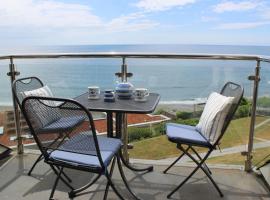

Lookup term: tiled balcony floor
[0,153,269,200]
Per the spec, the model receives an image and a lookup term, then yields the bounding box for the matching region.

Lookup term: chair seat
[39,115,85,133]
[49,134,122,168]
[166,123,212,148]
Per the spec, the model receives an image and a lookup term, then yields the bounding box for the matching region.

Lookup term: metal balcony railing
[1,52,270,171]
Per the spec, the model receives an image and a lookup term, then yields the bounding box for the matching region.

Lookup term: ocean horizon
[0,44,270,106]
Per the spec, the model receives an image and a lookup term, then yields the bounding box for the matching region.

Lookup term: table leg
[115,113,153,172]
[122,113,129,162]
[106,112,113,137]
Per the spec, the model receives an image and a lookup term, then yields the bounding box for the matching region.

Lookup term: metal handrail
[0,52,270,62]
[2,52,270,172]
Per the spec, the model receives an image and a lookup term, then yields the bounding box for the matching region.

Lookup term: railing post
[7,57,23,154]
[121,57,127,82]
[245,60,261,171]
[121,57,129,162]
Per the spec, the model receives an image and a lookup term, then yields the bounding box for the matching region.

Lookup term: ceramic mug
[134,88,149,102]
[88,86,100,99]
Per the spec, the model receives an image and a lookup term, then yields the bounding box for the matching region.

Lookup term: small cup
[134,88,149,102]
[104,89,115,102]
[88,86,100,99]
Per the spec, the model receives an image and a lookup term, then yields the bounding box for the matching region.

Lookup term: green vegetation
[176,111,192,119]
[129,135,180,160]
[129,116,269,160]
[234,97,251,119]
[128,122,165,142]
[174,118,199,126]
[128,96,270,164]
[154,108,166,115]
[257,96,270,108]
[129,98,252,144]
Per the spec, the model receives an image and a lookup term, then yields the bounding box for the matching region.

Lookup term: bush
[240,97,249,106]
[174,118,199,126]
[152,122,166,136]
[154,109,166,115]
[128,123,166,142]
[234,104,250,118]
[176,111,192,119]
[128,127,152,142]
[258,96,270,108]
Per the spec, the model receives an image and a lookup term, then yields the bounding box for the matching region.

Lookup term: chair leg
[104,170,125,200]
[28,132,69,177]
[28,154,44,176]
[167,146,223,198]
[184,148,223,197]
[55,166,72,183]
[68,174,102,198]
[163,146,190,174]
[49,166,63,200]
[167,160,202,198]
[190,147,212,175]
[103,157,116,200]
[50,165,74,190]
[116,155,141,200]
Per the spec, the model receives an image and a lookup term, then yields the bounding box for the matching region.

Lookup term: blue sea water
[0,44,270,105]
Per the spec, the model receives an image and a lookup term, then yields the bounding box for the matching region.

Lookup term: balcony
[0,52,270,199]
[0,152,268,200]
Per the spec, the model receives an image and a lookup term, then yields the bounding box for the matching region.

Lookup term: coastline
[0,101,205,113]
[0,105,12,112]
[157,102,204,112]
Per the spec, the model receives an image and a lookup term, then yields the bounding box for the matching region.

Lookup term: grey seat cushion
[49,133,122,168]
[166,123,212,148]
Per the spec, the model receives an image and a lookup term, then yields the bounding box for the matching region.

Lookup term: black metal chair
[164,82,244,198]
[21,96,140,200]
[12,77,83,176]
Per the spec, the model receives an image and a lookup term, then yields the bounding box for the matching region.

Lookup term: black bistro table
[75,92,160,172]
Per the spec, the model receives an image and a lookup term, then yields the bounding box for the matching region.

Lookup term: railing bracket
[248,75,260,81]
[115,72,133,78]
[7,71,20,76]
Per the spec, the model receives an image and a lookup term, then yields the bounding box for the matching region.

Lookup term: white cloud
[0,0,101,28]
[216,21,269,29]
[213,1,260,13]
[135,0,196,12]
[201,16,219,22]
[0,0,158,34]
[106,13,158,32]
[259,7,270,19]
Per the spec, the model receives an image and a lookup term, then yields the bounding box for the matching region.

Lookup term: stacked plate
[115,82,134,99]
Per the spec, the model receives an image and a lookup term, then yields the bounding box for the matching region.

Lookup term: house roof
[0,113,170,148]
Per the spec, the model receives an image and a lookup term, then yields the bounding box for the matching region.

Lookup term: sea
[0,44,270,106]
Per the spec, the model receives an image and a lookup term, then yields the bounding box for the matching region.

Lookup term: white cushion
[196,92,234,144]
[22,85,53,98]
[22,85,61,127]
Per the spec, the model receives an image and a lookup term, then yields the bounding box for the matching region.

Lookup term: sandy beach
[157,102,205,112]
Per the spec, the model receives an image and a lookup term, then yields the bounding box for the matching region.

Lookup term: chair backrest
[21,96,104,168]
[214,81,244,146]
[12,77,44,109]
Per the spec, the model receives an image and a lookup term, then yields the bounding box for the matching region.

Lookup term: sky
[0,0,270,46]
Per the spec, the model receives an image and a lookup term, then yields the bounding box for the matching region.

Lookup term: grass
[253,117,270,140]
[129,116,269,160]
[207,147,270,166]
[129,135,180,160]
